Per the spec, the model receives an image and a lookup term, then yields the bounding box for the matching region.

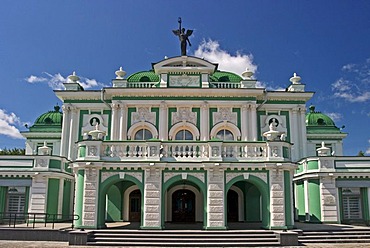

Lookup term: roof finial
[115,66,126,79]
[172,17,193,56]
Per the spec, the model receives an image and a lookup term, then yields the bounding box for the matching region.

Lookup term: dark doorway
[129,190,141,222]
[172,189,195,222]
[227,189,239,222]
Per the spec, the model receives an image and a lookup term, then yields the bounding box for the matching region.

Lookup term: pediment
[152,56,218,74]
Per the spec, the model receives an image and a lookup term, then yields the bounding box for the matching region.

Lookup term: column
[119,103,127,140]
[68,107,78,160]
[241,104,249,141]
[158,101,168,140]
[299,106,307,158]
[57,178,64,217]
[270,168,286,228]
[290,108,299,161]
[304,179,310,221]
[60,105,71,157]
[200,101,209,141]
[110,103,119,140]
[143,167,162,229]
[250,104,257,141]
[206,167,226,229]
[82,167,99,228]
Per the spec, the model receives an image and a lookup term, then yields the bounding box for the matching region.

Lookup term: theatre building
[1,54,369,230]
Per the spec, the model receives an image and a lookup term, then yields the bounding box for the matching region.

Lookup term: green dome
[127,70,160,83]
[29,106,63,132]
[210,71,243,83]
[305,105,342,134]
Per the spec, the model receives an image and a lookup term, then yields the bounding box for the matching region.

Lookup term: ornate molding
[213,107,237,125]
[100,171,143,184]
[164,172,205,184]
[171,107,197,126]
[131,107,156,125]
[226,172,267,184]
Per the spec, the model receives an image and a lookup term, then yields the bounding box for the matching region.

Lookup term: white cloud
[332,59,370,103]
[194,39,257,76]
[0,109,24,139]
[324,112,343,123]
[366,140,370,155]
[25,72,107,90]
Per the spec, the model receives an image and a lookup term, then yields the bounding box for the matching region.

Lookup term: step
[299,238,370,243]
[90,233,277,238]
[87,241,281,247]
[89,237,279,242]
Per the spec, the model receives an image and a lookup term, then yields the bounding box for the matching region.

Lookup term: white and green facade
[1,55,369,230]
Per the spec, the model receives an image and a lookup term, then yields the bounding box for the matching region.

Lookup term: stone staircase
[87,229,281,247]
[298,228,370,244]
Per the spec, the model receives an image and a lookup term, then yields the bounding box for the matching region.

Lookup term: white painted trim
[210,122,241,140]
[230,186,244,221]
[168,122,200,140]
[123,185,140,221]
[127,122,159,140]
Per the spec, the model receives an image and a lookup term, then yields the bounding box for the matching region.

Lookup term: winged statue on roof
[172,17,193,56]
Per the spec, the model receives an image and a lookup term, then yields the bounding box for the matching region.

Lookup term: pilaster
[206,167,226,229]
[28,175,48,213]
[250,104,257,141]
[82,167,99,228]
[119,103,127,140]
[200,101,209,141]
[270,168,286,228]
[110,103,119,140]
[142,167,162,229]
[299,106,307,158]
[241,104,248,141]
[68,106,78,160]
[290,108,299,161]
[159,101,168,140]
[60,105,71,157]
[320,176,338,222]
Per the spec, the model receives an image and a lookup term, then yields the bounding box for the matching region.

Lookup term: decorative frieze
[213,107,237,125]
[171,107,197,126]
[163,172,205,184]
[131,107,156,125]
[226,172,267,184]
[100,171,143,184]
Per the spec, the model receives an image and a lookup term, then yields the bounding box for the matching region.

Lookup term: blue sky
[0,0,369,155]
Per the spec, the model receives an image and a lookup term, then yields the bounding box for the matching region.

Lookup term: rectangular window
[6,187,26,213]
[342,188,362,220]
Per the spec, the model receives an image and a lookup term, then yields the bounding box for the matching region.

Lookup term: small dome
[306,105,336,127]
[29,106,63,132]
[210,71,243,83]
[127,71,160,83]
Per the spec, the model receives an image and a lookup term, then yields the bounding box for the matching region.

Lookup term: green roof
[210,71,243,82]
[306,105,341,134]
[127,70,160,83]
[29,106,63,133]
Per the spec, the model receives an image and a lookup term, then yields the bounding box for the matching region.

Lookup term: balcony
[80,140,292,162]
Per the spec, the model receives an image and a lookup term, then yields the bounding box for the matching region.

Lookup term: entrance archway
[97,173,143,228]
[172,189,195,222]
[225,174,270,228]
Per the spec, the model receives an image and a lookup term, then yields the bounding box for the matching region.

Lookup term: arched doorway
[172,189,195,222]
[225,175,270,228]
[129,189,141,222]
[227,189,239,222]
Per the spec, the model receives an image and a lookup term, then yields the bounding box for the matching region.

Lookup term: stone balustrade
[97,140,292,162]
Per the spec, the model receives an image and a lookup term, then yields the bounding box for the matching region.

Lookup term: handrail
[0,212,79,229]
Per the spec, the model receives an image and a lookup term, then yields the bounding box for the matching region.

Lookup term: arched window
[175,130,193,140]
[134,129,153,140]
[216,129,234,141]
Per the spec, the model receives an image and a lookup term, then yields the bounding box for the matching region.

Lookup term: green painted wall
[245,183,261,221]
[307,161,318,170]
[296,181,305,221]
[46,178,60,219]
[0,187,6,212]
[62,180,72,218]
[361,188,370,224]
[192,108,201,130]
[209,108,217,131]
[296,164,303,174]
[308,179,321,222]
[232,108,241,129]
[106,184,122,222]
[168,107,177,130]
[127,108,136,136]
[49,159,61,169]
[284,171,293,227]
[151,107,160,128]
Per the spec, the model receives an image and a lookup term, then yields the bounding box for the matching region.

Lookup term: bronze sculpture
[172,17,193,56]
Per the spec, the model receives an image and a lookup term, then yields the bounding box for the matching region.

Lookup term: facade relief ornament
[226,172,268,184]
[101,171,143,184]
[171,107,197,126]
[164,172,205,184]
[131,107,156,125]
[213,108,237,125]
